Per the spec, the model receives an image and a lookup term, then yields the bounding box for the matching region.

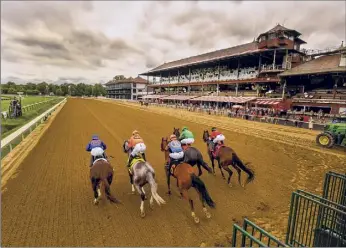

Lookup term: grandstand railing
[1,98,66,157]
[232,218,288,247]
[286,190,346,247]
[323,172,346,206]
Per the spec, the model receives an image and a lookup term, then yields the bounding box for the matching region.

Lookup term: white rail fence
[1,98,66,156]
[1,98,61,119]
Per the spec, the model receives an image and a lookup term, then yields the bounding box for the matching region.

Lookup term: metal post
[237,58,240,79]
[217,83,219,96]
[178,70,180,84]
[168,72,170,84]
[236,83,239,97]
[272,49,277,69]
[282,80,286,99]
[258,55,262,73]
[189,68,191,83]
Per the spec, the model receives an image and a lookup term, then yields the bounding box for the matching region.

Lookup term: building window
[133,83,137,88]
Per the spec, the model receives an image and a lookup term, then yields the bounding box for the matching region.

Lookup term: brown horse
[90,157,121,205]
[171,162,215,223]
[202,130,255,187]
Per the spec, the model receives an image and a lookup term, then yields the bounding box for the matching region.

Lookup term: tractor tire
[316,132,335,148]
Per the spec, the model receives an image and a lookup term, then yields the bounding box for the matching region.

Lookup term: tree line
[1,81,107,97]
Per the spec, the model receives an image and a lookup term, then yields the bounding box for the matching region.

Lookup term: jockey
[127,130,147,168]
[210,127,225,153]
[168,134,184,163]
[179,126,195,146]
[86,134,107,167]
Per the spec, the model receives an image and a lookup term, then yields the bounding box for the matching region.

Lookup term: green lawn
[1,95,56,112]
[1,98,62,138]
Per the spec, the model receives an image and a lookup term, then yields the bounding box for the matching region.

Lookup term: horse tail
[102,176,120,204]
[190,174,215,208]
[232,153,255,185]
[147,171,166,206]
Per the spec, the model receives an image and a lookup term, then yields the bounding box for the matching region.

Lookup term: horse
[172,127,212,175]
[161,137,212,195]
[90,156,121,205]
[123,141,166,217]
[171,162,215,223]
[202,130,255,187]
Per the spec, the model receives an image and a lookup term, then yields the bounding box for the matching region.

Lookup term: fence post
[21,133,24,141]
[9,143,13,151]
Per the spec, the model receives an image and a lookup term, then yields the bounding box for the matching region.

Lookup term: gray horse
[123,141,166,217]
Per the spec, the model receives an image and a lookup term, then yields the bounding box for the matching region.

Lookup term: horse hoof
[194,216,200,223]
[205,212,212,219]
[166,191,171,196]
[93,199,99,205]
[131,191,135,195]
[150,203,154,210]
[140,212,146,218]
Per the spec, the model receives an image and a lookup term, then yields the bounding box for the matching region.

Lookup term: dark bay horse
[172,127,212,175]
[171,162,215,223]
[161,136,212,195]
[90,157,121,205]
[202,130,255,187]
[123,141,165,217]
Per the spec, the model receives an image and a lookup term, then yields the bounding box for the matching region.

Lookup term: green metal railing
[286,190,346,247]
[232,219,288,247]
[323,171,346,206]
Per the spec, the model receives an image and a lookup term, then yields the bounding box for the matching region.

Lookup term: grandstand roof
[259,24,302,37]
[141,41,260,75]
[105,76,148,85]
[279,53,346,77]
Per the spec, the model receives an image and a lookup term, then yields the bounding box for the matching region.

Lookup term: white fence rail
[1,98,66,153]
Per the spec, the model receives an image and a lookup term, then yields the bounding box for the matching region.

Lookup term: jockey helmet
[170,134,177,141]
[132,130,139,135]
[92,134,99,140]
[182,126,188,131]
[211,127,217,131]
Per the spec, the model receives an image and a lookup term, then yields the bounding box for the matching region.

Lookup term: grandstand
[139,24,346,114]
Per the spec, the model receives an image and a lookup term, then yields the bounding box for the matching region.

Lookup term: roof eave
[279,68,346,77]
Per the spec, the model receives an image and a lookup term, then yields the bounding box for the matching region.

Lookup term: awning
[141,94,168,99]
[190,96,256,103]
[161,95,197,101]
[255,99,282,105]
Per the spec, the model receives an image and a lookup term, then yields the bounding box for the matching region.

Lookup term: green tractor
[316,117,346,148]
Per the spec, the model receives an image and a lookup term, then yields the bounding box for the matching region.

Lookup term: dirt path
[2,98,345,246]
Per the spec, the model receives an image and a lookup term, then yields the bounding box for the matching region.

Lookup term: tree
[37,82,49,95]
[113,75,126,80]
[7,87,16,94]
[55,88,63,96]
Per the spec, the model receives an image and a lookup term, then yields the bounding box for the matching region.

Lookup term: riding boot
[127,155,134,168]
[142,153,147,161]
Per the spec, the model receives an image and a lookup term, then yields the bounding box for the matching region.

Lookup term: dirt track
[2,98,345,246]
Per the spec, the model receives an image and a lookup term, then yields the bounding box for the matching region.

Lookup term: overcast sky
[1,1,345,85]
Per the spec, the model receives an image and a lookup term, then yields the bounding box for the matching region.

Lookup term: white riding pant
[213,134,225,144]
[169,151,184,160]
[180,138,195,145]
[91,147,105,157]
[131,143,146,157]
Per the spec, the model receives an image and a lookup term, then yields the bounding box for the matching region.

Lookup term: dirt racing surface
[2,98,345,246]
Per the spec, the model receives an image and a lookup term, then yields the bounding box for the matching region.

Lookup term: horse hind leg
[217,159,226,179]
[91,178,100,205]
[233,165,243,187]
[128,171,135,194]
[182,189,199,224]
[195,188,211,219]
[222,163,233,187]
[135,185,146,218]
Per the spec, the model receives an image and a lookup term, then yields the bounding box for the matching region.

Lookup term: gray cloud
[1,1,345,84]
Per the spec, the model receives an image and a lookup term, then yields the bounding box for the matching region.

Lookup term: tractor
[316,117,346,148]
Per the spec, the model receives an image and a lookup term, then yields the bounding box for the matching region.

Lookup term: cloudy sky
[1,1,345,85]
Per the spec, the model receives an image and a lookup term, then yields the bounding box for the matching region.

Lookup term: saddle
[169,158,183,175]
[128,156,145,175]
[212,143,225,158]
